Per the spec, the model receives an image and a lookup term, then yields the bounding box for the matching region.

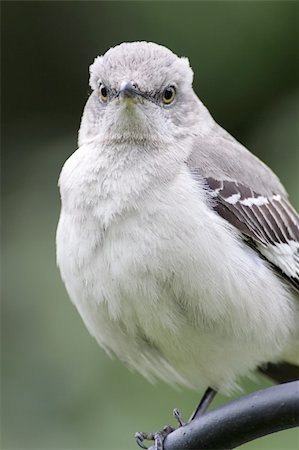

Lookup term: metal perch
[147,381,299,450]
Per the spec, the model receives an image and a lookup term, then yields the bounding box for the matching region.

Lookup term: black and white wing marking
[203,176,299,291]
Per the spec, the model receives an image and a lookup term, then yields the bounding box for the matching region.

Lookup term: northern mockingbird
[56,42,299,447]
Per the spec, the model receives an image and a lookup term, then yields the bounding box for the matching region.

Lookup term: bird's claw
[135,425,175,450]
[135,409,185,449]
[173,408,186,427]
[135,431,154,449]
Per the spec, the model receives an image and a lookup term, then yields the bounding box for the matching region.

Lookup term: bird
[56,41,299,448]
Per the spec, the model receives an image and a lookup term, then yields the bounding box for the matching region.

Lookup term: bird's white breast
[57,143,296,392]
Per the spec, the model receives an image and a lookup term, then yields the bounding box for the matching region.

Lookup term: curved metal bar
[148,381,299,450]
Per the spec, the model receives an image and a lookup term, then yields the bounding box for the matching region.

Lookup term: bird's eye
[162,86,176,104]
[99,83,108,102]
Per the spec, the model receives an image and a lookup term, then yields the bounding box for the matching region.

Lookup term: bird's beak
[119,81,140,99]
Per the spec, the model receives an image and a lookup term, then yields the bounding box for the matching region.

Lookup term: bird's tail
[259,362,299,384]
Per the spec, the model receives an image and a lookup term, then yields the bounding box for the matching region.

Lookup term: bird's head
[78,42,212,148]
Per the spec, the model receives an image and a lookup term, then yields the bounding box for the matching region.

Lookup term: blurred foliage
[2,1,299,450]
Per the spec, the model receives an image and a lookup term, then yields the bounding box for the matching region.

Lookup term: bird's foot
[172,408,186,426]
[135,408,186,449]
[135,427,174,450]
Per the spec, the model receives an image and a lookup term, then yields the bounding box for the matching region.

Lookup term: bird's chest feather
[57,146,296,390]
[57,179,213,335]
[57,144,212,320]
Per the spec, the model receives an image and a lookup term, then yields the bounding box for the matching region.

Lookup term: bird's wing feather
[187,124,287,197]
[200,174,299,291]
[187,126,299,292]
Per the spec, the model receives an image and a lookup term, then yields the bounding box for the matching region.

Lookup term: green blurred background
[2,1,299,449]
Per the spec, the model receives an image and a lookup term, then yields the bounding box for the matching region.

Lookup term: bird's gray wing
[187,125,299,291]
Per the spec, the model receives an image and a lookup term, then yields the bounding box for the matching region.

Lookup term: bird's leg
[135,388,217,449]
[135,408,184,449]
[189,386,217,421]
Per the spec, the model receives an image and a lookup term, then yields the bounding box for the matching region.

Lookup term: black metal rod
[148,381,299,450]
